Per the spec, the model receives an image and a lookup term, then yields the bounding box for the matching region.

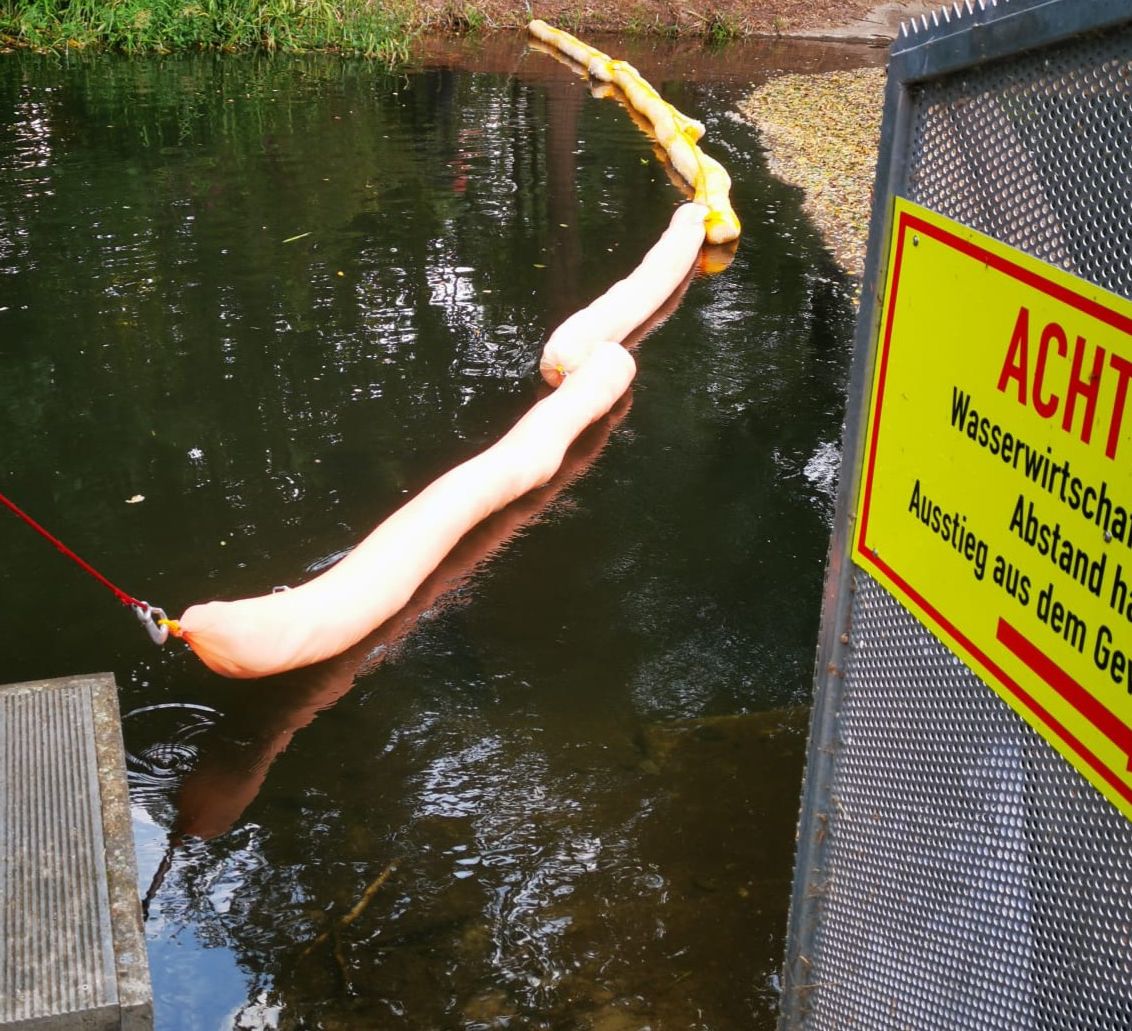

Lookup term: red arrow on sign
[997,617,1132,773]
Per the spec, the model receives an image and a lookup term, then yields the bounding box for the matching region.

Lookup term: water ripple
[125,702,223,796]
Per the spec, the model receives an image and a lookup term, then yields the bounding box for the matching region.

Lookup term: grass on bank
[0,2,768,54]
[0,0,416,59]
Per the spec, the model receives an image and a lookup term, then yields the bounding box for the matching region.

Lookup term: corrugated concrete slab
[1,674,152,1030]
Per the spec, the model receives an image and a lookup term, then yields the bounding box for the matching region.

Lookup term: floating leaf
[126,494,144,504]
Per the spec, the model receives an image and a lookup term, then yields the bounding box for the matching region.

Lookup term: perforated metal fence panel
[781,3,1132,1028]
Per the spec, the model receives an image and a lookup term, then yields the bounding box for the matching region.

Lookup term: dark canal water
[0,35,880,1029]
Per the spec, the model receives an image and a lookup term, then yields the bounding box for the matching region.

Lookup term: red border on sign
[997,617,1132,770]
[854,207,1132,806]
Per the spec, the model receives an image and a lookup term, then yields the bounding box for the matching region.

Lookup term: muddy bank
[414,1,884,39]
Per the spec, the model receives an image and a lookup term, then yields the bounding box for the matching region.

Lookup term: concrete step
[1,674,152,1030]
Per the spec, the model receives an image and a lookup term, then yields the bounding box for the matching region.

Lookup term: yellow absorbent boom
[528,19,741,245]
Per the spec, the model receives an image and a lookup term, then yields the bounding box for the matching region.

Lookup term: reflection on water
[0,35,874,1029]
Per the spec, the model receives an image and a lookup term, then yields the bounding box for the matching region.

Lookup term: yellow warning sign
[855,197,1132,821]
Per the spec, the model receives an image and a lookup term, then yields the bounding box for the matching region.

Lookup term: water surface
[0,36,875,1028]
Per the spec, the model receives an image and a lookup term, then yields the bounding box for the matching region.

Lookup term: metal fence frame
[780,1,1132,1026]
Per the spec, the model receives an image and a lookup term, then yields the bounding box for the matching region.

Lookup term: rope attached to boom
[0,489,171,644]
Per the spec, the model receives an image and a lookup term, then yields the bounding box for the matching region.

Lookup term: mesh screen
[907,23,1132,299]
[808,578,1132,1030]
[799,17,1132,1031]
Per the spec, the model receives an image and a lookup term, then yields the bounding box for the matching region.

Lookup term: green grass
[0,0,416,59]
[702,12,739,46]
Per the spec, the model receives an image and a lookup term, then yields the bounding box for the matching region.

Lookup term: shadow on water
[0,34,878,1028]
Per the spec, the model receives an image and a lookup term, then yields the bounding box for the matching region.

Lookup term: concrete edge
[88,674,153,1030]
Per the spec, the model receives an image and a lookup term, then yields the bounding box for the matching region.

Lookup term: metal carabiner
[134,602,170,646]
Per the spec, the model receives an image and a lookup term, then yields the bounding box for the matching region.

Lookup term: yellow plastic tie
[158,618,183,637]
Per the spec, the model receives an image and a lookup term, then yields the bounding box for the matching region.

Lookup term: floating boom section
[539,202,709,387]
[527,19,741,245]
[173,204,708,678]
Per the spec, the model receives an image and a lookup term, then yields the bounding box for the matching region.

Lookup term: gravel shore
[739,67,886,279]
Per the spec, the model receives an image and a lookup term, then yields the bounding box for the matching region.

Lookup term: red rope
[0,490,143,610]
